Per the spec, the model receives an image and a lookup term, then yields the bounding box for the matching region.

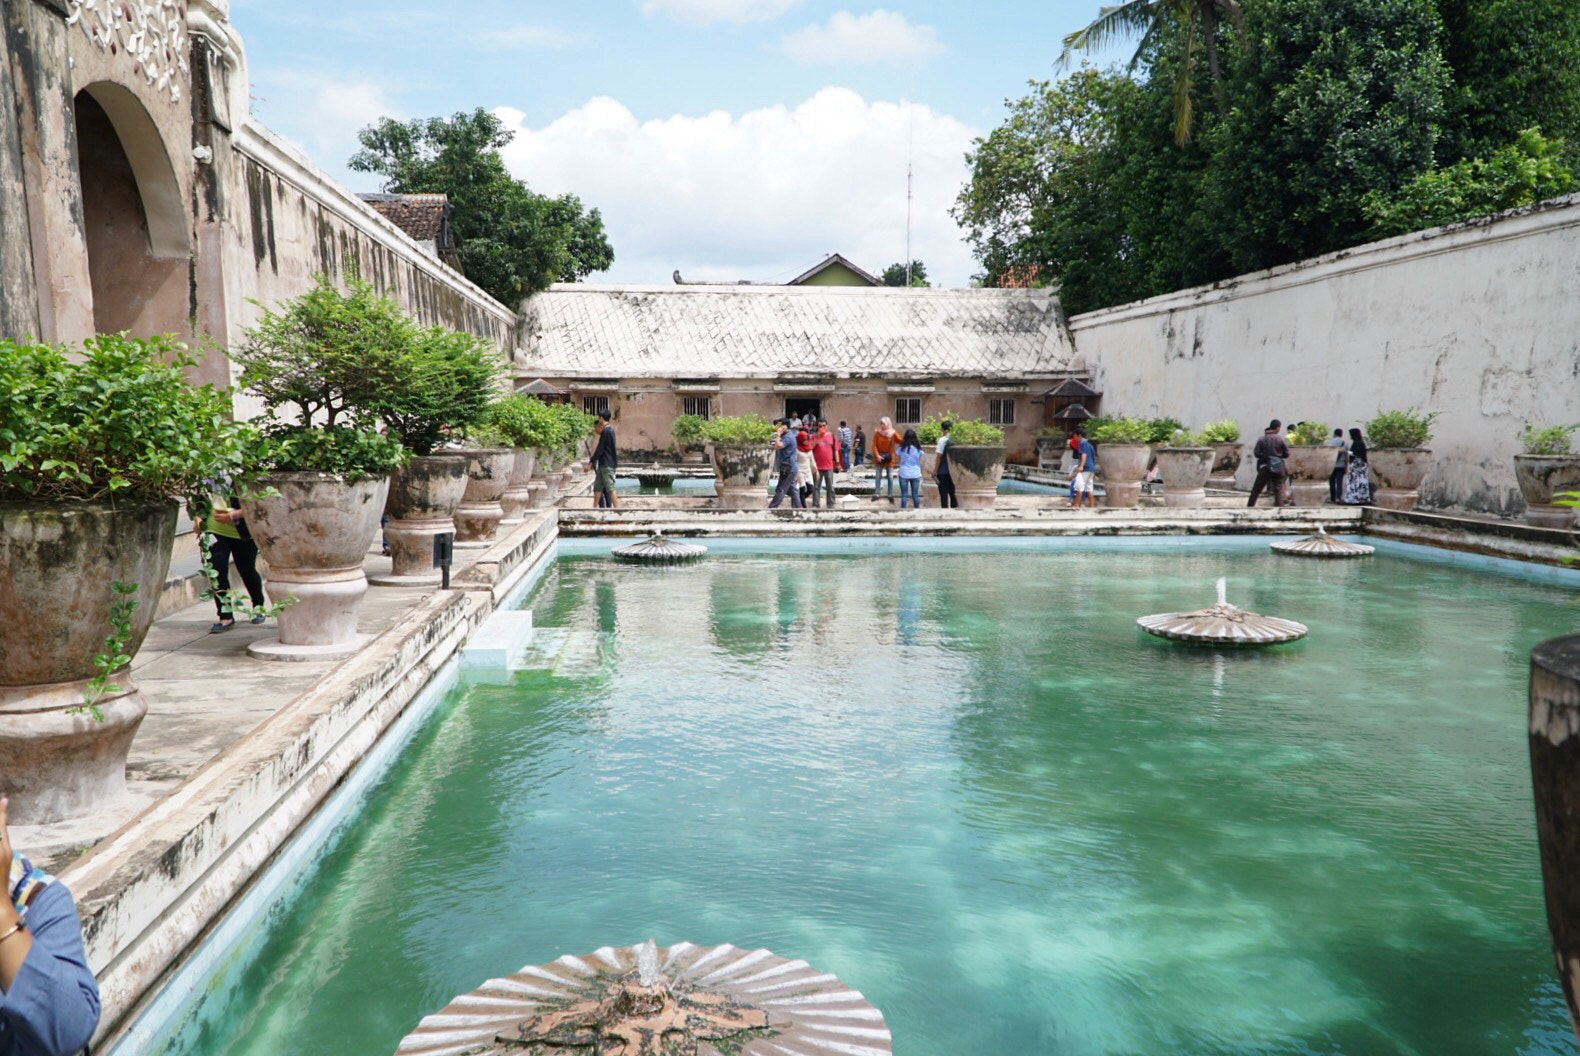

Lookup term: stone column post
[1530,632,1580,1045]
[0,18,41,338]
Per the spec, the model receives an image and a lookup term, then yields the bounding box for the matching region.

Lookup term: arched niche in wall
[73,82,191,338]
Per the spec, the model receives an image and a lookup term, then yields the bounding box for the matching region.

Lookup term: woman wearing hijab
[1342,427,1372,505]
[896,428,925,508]
[871,417,899,502]
[795,420,817,506]
[0,797,101,1056]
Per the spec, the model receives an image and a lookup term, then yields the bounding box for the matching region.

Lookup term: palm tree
[1059,0,1243,145]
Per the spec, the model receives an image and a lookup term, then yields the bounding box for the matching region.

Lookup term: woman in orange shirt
[870,417,899,503]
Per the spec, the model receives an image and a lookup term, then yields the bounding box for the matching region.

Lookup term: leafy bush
[0,334,251,502]
[1521,424,1577,456]
[672,413,709,447]
[1367,409,1438,448]
[702,414,776,445]
[916,412,1005,446]
[1288,421,1332,446]
[381,327,507,456]
[486,395,559,450]
[1088,416,1152,444]
[1201,420,1241,443]
[249,423,408,479]
[546,402,596,461]
[1143,417,1185,444]
[1364,129,1576,239]
[1161,429,1210,448]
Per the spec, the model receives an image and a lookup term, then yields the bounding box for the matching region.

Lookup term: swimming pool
[134,538,1579,1055]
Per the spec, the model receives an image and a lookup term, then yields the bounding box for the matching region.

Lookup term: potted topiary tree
[918,413,1007,508]
[672,413,709,464]
[233,277,410,657]
[1514,425,1580,528]
[373,327,504,580]
[704,414,777,509]
[1285,420,1336,506]
[1367,409,1439,510]
[0,334,250,823]
[546,402,596,498]
[1201,420,1243,490]
[1155,429,1215,508]
[487,394,559,525]
[1088,416,1152,507]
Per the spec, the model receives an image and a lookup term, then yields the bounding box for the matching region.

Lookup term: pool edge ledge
[62,510,561,1051]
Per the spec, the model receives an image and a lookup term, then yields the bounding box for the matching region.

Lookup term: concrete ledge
[1363,507,1578,568]
[452,508,559,604]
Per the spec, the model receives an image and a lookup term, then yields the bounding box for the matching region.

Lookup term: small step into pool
[133,539,1579,1055]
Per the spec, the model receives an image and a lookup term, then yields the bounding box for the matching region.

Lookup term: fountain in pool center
[394,939,890,1055]
[632,463,680,489]
[1270,525,1375,558]
[1137,577,1308,646]
[611,530,707,563]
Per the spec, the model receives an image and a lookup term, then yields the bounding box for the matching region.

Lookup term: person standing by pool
[795,420,816,506]
[201,493,266,633]
[589,412,619,509]
[934,420,959,508]
[768,419,804,509]
[812,420,839,508]
[853,425,867,467]
[0,797,101,1056]
[1247,419,1289,507]
[1326,428,1348,504]
[871,418,899,502]
[896,428,924,508]
[1342,427,1373,505]
[837,421,853,472]
[1071,428,1098,509]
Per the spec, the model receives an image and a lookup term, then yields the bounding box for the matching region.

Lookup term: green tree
[1060,0,1244,143]
[881,260,930,287]
[349,109,613,305]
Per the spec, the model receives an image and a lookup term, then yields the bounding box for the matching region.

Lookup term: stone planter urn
[1156,447,1215,508]
[371,453,470,586]
[1369,448,1432,511]
[528,454,563,509]
[1529,633,1580,1045]
[0,498,176,824]
[711,443,774,510]
[243,473,389,661]
[1207,443,1244,491]
[1286,445,1339,506]
[1036,435,1065,471]
[454,447,514,549]
[947,445,1006,509]
[499,447,538,526]
[1098,443,1151,507]
[1514,455,1580,529]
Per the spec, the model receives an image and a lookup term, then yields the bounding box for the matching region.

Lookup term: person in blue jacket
[0,797,100,1056]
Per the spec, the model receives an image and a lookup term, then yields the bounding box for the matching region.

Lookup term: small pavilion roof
[1046,377,1101,398]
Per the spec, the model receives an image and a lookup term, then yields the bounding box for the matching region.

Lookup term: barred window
[989,398,1016,425]
[582,395,611,417]
[894,398,922,425]
[682,396,712,419]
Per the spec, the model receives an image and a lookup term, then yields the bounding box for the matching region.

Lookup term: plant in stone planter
[917,413,1007,508]
[1514,424,1580,528]
[1156,429,1215,508]
[703,414,777,508]
[1366,408,1439,511]
[0,333,251,823]
[546,402,596,485]
[673,413,708,455]
[1143,417,1185,445]
[486,395,559,523]
[233,277,412,653]
[1201,420,1243,488]
[1088,416,1152,507]
[1285,421,1337,505]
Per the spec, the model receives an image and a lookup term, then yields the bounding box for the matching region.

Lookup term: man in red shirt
[811,420,839,508]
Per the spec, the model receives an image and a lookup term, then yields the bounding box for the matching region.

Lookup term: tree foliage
[881,260,930,287]
[350,109,613,306]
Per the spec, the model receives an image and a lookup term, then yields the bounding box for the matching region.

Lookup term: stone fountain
[632,463,680,489]
[1270,525,1375,558]
[394,939,891,1056]
[611,530,707,563]
[1137,577,1308,646]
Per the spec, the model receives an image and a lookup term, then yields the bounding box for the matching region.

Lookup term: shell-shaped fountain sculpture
[1270,525,1375,558]
[1137,577,1308,646]
[632,463,680,488]
[394,939,892,1056]
[611,529,707,563]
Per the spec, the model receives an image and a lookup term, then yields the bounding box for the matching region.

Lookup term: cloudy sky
[232,1,1120,288]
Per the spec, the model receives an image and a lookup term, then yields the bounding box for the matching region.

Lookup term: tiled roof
[357,193,450,244]
[518,284,1076,379]
[788,252,882,286]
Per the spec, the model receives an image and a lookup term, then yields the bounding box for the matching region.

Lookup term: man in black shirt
[589,412,618,509]
[1247,419,1289,507]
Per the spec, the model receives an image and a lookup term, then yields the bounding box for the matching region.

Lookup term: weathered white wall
[1069,197,1580,516]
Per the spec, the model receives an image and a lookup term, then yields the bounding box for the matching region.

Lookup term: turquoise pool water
[147,540,1578,1055]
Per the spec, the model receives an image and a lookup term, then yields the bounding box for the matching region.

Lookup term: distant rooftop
[356,192,453,252]
[518,283,1076,380]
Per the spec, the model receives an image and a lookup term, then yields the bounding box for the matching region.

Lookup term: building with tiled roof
[356,193,460,270]
[516,283,1083,461]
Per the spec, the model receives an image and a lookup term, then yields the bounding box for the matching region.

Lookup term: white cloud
[783,10,944,66]
[493,88,979,287]
[484,24,575,50]
[638,0,801,26]
[249,69,403,188]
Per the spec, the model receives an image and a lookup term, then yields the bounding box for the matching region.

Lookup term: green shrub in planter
[702,414,776,446]
[546,402,597,463]
[1162,429,1211,448]
[1144,417,1185,444]
[1088,416,1152,444]
[1367,409,1438,448]
[486,395,559,451]
[916,412,1004,446]
[381,327,507,456]
[673,413,709,448]
[250,423,407,479]
[1201,420,1241,443]
[1288,421,1331,446]
[1521,424,1576,456]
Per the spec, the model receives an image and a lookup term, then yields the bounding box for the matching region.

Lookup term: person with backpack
[1248,419,1290,507]
[934,420,959,508]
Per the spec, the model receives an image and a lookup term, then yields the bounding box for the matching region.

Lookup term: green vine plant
[68,581,141,722]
